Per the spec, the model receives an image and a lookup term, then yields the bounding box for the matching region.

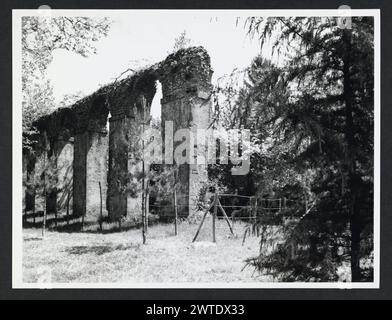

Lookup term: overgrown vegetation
[22,16,375,283]
[22,16,111,150]
[210,17,374,282]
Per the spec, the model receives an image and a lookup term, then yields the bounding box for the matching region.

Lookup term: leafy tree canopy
[22,16,112,151]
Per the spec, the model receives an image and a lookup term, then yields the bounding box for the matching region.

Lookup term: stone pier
[73,97,109,222]
[160,47,213,216]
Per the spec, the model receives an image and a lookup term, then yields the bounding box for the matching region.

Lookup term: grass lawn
[23,216,274,284]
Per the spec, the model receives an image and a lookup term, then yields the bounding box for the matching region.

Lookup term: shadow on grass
[23,212,83,231]
[23,212,161,234]
[65,243,140,256]
[23,237,43,242]
[82,223,142,234]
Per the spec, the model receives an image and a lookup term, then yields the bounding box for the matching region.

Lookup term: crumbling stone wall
[159,47,213,216]
[72,95,109,222]
[53,134,73,214]
[23,46,213,223]
[24,108,75,216]
[30,151,47,213]
[107,69,157,220]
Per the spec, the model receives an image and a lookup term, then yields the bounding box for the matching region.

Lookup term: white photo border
[12,9,381,289]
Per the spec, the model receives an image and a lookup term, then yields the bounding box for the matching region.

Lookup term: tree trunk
[343,29,362,282]
[174,187,178,236]
[99,181,103,231]
[42,138,47,238]
[32,190,36,224]
[350,202,362,281]
[212,192,217,243]
[66,191,70,227]
[54,203,58,229]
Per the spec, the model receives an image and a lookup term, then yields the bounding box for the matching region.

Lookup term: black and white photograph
[12,8,380,288]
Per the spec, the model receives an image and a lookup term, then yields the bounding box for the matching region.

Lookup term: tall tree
[171,30,192,53]
[239,17,374,281]
[22,16,112,150]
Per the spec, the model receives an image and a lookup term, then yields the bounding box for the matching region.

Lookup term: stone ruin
[23,46,213,223]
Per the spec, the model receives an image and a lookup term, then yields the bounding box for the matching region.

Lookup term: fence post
[145,190,149,233]
[54,204,58,229]
[33,189,37,227]
[192,197,215,243]
[99,181,103,232]
[174,187,178,236]
[217,197,234,236]
[253,197,258,236]
[254,197,258,223]
[42,152,47,238]
[212,192,217,243]
[66,191,70,227]
[141,188,145,244]
[42,132,49,238]
[33,191,36,224]
[42,208,47,237]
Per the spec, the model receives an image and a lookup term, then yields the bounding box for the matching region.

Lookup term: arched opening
[106,110,111,132]
[150,80,162,123]
[146,80,164,217]
[81,95,110,222]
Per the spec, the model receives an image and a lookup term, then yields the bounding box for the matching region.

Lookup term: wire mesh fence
[23,183,305,244]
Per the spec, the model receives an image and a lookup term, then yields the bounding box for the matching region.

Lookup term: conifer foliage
[225,17,374,281]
